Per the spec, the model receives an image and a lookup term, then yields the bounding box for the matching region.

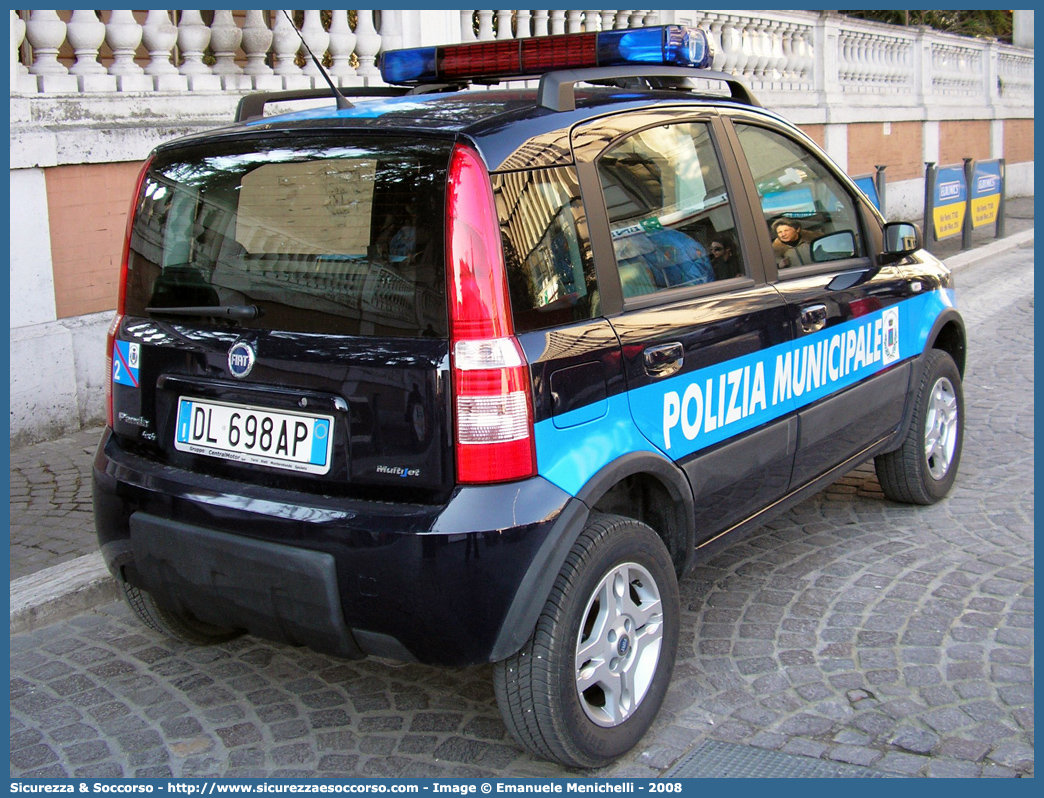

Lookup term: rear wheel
[118,576,241,646]
[493,513,679,768]
[875,349,963,504]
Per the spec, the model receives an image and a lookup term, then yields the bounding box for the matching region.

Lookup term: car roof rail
[537,66,762,113]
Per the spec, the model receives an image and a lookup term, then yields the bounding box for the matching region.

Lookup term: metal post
[923,162,936,255]
[874,165,887,219]
[996,158,1007,239]
[961,158,975,251]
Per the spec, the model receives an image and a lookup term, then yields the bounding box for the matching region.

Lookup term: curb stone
[943,228,1034,273]
[9,551,119,634]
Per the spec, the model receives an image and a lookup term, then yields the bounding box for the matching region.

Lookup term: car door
[725,114,914,488]
[574,110,795,541]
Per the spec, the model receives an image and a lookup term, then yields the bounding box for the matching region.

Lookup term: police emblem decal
[882,307,900,365]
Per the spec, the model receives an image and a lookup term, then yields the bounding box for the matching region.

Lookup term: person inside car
[709,232,741,280]
[772,216,819,268]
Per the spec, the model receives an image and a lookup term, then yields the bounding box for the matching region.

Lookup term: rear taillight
[107,158,151,429]
[445,144,536,484]
[104,313,122,428]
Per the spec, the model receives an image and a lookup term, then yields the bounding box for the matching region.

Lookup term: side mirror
[880,222,921,264]
[811,230,857,263]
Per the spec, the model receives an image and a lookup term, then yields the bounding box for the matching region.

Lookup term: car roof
[158,86,791,172]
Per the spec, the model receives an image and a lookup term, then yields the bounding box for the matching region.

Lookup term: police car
[94,26,965,767]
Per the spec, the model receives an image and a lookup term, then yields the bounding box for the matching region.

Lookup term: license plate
[175,397,334,475]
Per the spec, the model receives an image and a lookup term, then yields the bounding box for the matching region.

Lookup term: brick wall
[939,120,991,166]
[1004,119,1034,164]
[798,124,825,150]
[45,161,143,319]
[848,122,923,181]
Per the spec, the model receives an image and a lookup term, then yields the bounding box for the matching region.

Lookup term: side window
[493,166,598,333]
[597,122,743,300]
[734,123,865,271]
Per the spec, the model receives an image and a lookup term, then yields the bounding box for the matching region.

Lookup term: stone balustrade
[11,9,1034,109]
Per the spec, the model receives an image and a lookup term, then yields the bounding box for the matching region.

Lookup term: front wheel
[875,349,964,504]
[493,514,679,768]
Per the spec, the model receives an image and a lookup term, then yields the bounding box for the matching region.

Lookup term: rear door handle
[800,303,827,333]
[644,342,684,378]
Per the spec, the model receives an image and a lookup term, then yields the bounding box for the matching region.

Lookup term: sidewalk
[8,196,1035,633]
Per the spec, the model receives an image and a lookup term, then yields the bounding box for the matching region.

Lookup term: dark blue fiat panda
[94,26,966,767]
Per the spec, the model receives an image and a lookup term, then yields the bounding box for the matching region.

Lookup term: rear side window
[597,121,744,299]
[493,166,598,333]
[125,135,452,337]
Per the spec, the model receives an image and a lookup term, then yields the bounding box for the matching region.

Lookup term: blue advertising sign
[932,165,967,240]
[971,159,1002,228]
[853,175,880,211]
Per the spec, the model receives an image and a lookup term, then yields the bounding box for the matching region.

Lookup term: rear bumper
[93,428,584,666]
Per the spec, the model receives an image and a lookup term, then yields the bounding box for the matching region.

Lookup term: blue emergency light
[380,25,712,85]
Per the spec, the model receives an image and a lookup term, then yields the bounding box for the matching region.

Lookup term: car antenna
[281,10,351,111]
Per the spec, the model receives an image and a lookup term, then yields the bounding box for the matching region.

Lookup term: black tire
[118,577,241,646]
[493,513,679,768]
[875,349,964,505]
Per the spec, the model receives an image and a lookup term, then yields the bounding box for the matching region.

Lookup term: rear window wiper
[145,304,261,320]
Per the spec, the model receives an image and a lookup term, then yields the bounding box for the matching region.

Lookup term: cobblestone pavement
[9,427,101,581]
[10,245,1034,778]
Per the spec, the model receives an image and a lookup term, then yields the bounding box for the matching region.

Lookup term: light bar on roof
[379,25,712,85]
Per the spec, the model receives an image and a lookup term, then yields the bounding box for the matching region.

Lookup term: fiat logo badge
[227,341,255,379]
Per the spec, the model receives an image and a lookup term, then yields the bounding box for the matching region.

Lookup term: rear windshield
[125,134,451,337]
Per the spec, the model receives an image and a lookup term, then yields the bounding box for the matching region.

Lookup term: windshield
[124,134,451,337]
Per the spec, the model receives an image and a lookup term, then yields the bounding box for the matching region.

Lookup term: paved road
[10,244,1034,778]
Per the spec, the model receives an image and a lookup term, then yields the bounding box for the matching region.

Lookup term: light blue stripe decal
[536,393,662,496]
[908,287,957,354]
[534,289,955,497]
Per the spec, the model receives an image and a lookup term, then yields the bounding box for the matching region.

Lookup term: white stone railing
[11,10,1033,106]
[932,41,985,96]
[709,12,817,91]
[9,10,667,93]
[459,9,662,39]
[835,26,914,94]
[996,48,1035,98]
[12,10,393,92]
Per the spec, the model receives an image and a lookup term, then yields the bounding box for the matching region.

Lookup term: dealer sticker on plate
[175,397,333,475]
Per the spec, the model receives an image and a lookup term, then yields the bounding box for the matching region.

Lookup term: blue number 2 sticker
[113,341,140,387]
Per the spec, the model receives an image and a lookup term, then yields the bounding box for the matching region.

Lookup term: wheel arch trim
[490,452,695,662]
[924,307,967,376]
[576,450,696,574]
